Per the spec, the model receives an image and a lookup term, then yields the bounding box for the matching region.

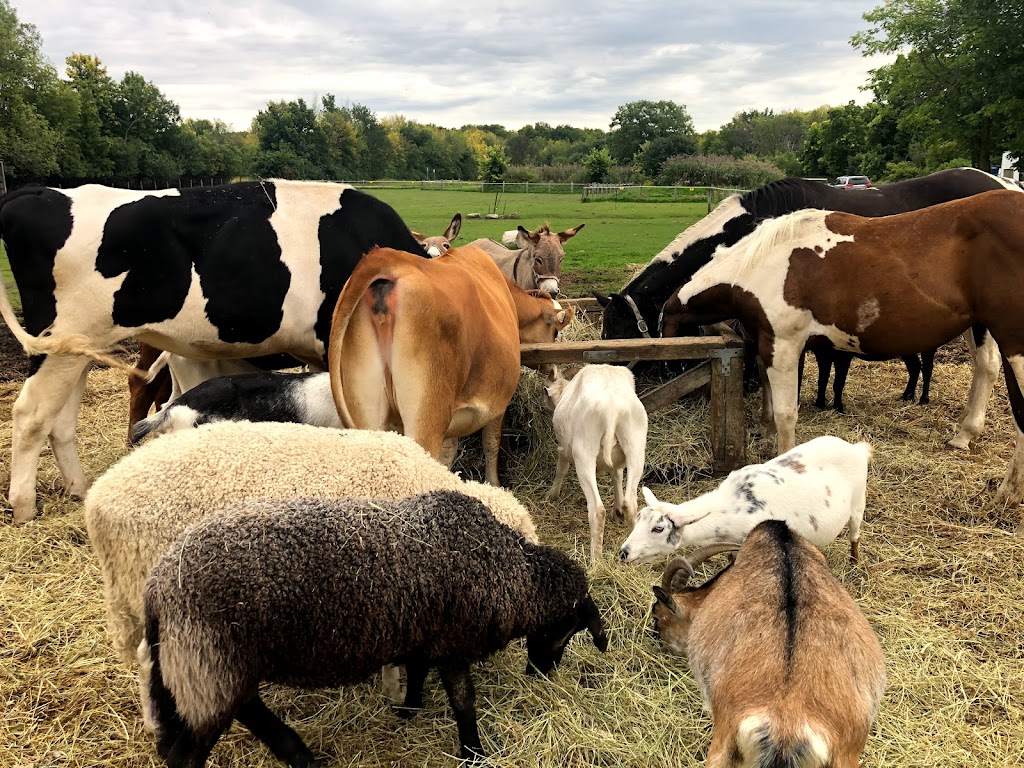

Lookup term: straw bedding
[1,317,1023,767]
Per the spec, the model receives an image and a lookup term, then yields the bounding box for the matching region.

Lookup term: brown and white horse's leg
[765,340,803,454]
[992,354,1024,532]
[757,356,776,438]
[9,355,93,523]
[948,326,1000,450]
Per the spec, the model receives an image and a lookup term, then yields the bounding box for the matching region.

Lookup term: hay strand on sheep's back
[2,330,1024,767]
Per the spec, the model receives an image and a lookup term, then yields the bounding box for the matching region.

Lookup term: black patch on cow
[369,280,394,315]
[0,186,73,335]
[94,183,289,341]
[313,188,428,358]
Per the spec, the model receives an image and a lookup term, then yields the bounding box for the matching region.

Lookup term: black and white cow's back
[0,179,427,523]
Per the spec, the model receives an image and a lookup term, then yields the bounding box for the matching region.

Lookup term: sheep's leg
[438,662,484,760]
[481,414,504,487]
[381,665,406,704]
[396,657,430,719]
[765,341,802,454]
[9,354,93,523]
[574,450,606,563]
[545,448,571,501]
[237,695,315,767]
[949,326,999,449]
[165,717,230,768]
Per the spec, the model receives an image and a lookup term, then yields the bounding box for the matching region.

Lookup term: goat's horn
[664,544,741,592]
[661,557,695,592]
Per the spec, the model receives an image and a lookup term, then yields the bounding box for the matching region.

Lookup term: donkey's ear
[593,291,612,308]
[445,213,462,241]
[410,230,425,242]
[558,223,585,242]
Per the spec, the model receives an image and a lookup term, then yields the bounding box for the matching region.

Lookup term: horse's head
[594,291,662,340]
[413,213,462,257]
[515,222,584,297]
[660,285,741,338]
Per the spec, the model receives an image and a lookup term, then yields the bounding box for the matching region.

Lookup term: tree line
[2,0,1021,192]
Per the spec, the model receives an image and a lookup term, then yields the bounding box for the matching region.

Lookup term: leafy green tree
[635,134,699,179]
[607,100,696,164]
[853,0,1024,169]
[0,0,69,181]
[583,147,612,182]
[480,145,509,182]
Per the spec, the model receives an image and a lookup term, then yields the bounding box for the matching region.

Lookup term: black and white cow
[0,180,428,523]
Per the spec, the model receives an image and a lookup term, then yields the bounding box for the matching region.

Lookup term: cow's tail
[143,350,171,383]
[328,252,420,429]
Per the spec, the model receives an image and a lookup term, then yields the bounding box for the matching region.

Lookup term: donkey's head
[515,223,585,297]
[412,213,462,257]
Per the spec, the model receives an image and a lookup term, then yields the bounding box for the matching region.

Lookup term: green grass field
[366,188,706,295]
[0,191,706,310]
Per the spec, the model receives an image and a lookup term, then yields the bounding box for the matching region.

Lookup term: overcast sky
[19,0,889,133]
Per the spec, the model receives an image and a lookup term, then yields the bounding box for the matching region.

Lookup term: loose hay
[2,333,1024,767]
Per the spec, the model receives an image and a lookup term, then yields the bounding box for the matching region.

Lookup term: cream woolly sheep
[83,421,538,664]
[141,492,607,765]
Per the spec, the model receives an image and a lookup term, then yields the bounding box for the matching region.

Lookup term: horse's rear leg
[831,352,852,413]
[900,354,921,402]
[9,355,93,523]
[949,326,999,450]
[765,341,802,454]
[918,348,936,404]
[992,354,1024,533]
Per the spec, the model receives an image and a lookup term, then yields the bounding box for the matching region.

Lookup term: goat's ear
[593,291,612,308]
[581,596,608,652]
[641,486,659,508]
[652,586,677,610]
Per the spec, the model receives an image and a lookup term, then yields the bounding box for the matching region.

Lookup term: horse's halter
[623,294,652,338]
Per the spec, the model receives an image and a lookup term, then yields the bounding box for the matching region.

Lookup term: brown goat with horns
[651,520,886,768]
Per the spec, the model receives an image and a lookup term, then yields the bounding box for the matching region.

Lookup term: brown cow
[328,244,573,485]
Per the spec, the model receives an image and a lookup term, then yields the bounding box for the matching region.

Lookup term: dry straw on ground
[2,323,1023,767]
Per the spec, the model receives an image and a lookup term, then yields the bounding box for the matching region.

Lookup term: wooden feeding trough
[520,298,747,474]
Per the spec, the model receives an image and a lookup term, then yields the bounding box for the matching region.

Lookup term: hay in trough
[2,330,1024,767]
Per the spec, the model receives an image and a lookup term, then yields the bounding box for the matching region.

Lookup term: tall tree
[853,0,1024,169]
[607,100,695,164]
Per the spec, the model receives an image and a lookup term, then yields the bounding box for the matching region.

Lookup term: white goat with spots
[619,435,870,565]
[544,364,648,563]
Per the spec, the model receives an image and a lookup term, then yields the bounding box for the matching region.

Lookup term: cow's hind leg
[992,354,1024,533]
[9,355,93,523]
[480,415,504,486]
[49,364,91,499]
[949,326,999,450]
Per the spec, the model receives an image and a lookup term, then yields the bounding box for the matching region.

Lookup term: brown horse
[661,189,1024,530]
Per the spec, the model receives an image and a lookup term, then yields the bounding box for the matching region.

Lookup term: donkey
[660,189,1024,530]
[468,222,584,297]
[412,213,462,257]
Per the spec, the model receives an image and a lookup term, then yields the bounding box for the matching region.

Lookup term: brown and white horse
[661,190,1024,529]
[469,222,584,297]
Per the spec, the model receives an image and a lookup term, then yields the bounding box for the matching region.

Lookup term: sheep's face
[650,586,696,657]
[526,595,608,675]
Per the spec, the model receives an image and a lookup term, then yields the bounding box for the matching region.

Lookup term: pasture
[1,189,1024,767]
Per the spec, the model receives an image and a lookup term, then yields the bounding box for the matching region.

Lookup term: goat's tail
[735,714,831,768]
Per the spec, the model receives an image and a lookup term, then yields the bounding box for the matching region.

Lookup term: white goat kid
[619,435,870,565]
[544,365,648,563]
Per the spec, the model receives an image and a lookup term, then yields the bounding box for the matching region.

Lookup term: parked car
[834,175,873,189]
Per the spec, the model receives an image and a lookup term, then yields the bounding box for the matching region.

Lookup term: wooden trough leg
[710,348,746,475]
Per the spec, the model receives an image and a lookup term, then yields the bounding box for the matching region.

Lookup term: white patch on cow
[295,373,343,428]
[678,209,861,355]
[856,297,881,333]
[652,193,746,264]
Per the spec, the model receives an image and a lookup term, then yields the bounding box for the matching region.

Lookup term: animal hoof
[901,392,914,402]
[946,437,971,451]
[919,396,930,405]
[394,705,421,720]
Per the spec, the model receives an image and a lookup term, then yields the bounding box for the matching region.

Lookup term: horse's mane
[731,208,825,278]
[650,193,746,263]
[740,177,823,218]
